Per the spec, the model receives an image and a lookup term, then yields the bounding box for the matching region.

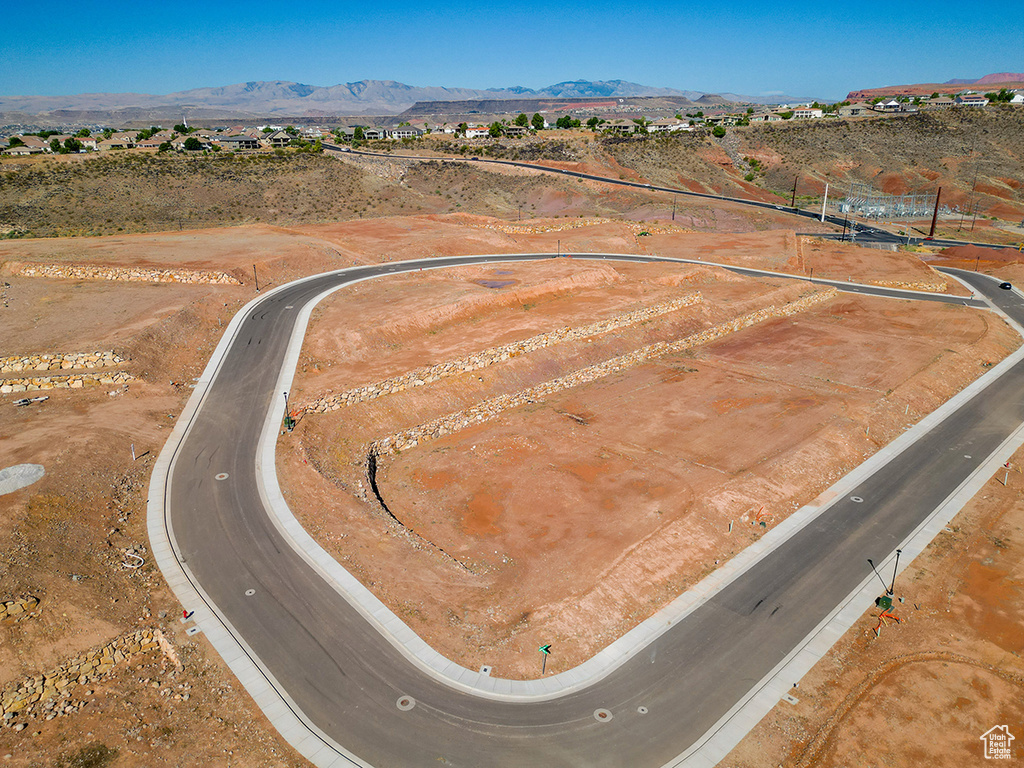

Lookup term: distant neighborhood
[2,87,1021,155]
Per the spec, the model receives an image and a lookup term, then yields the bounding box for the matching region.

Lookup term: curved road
[152,255,1023,767]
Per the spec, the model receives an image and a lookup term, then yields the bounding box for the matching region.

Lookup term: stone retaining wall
[0,596,39,623]
[304,292,704,413]
[7,262,240,285]
[372,287,838,455]
[871,279,948,293]
[0,350,124,374]
[1,628,172,728]
[0,370,135,394]
[476,218,693,236]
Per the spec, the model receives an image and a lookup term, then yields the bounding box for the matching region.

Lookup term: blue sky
[2,1,1020,99]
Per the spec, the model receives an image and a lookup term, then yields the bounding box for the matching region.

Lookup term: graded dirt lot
[1,211,1022,766]
[281,247,1016,679]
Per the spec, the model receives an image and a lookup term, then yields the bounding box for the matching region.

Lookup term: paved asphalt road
[162,254,1022,767]
[325,144,1018,252]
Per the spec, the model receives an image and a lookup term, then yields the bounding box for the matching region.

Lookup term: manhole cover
[850,496,864,503]
[637,706,649,715]
[245,589,256,596]
[396,696,416,711]
[594,709,613,722]
[215,473,229,481]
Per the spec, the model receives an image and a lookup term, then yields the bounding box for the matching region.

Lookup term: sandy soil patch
[726,441,1024,767]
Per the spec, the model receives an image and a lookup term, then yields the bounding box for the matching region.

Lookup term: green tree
[930,92,939,99]
[778,111,794,120]
[586,116,601,130]
[456,122,468,137]
[158,141,172,152]
[75,128,91,137]
[353,126,365,141]
[285,125,299,136]
[531,113,545,130]
[49,138,61,153]
[555,115,573,129]
[64,138,82,153]
[488,122,503,138]
[7,136,24,147]
[183,136,202,151]
[712,126,726,138]
[173,124,191,134]
[514,113,528,127]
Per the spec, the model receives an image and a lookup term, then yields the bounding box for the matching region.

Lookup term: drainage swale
[245,589,256,596]
[215,473,229,481]
[396,696,416,711]
[851,496,864,503]
[594,708,613,722]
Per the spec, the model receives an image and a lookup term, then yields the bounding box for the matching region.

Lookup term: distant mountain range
[0,79,817,120]
[848,72,1024,101]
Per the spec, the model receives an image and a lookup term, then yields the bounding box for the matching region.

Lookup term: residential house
[11,135,52,152]
[955,92,989,106]
[647,118,690,133]
[837,102,873,117]
[793,106,824,119]
[170,134,212,151]
[75,136,99,150]
[97,136,134,150]
[464,125,491,138]
[1011,92,1024,104]
[748,111,781,123]
[136,138,165,150]
[361,127,387,140]
[603,119,636,134]
[703,114,739,126]
[3,141,45,155]
[925,96,955,109]
[262,130,292,148]
[217,135,260,150]
[390,125,424,139]
[503,125,528,137]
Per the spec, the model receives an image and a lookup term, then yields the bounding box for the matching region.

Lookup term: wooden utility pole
[928,187,942,238]
[791,176,798,210]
